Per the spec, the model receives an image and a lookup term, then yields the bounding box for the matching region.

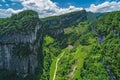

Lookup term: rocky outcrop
[43,10,87,29]
[0,10,87,75]
[0,44,38,74]
[0,22,41,74]
[0,22,41,44]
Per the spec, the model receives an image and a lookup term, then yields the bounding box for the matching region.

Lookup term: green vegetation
[81,44,109,80]
[93,11,120,36]
[12,43,33,58]
[40,35,62,80]
[87,12,105,23]
[0,70,37,80]
[41,10,86,22]
[0,10,120,80]
[0,10,39,36]
[41,10,87,29]
[81,11,120,80]
[52,21,96,80]
[48,11,120,80]
[50,57,57,80]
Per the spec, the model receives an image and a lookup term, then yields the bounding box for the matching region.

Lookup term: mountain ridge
[0,10,120,80]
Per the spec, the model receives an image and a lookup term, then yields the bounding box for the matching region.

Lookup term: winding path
[52,52,65,80]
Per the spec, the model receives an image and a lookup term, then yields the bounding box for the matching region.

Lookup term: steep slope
[1,9,119,80]
[47,11,120,80]
[0,10,87,80]
[51,22,93,80]
[0,10,40,75]
[81,11,120,80]
[38,10,88,80]
[87,12,105,23]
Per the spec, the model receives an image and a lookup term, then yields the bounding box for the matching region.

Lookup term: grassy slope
[50,50,66,80]
[72,45,91,80]
[50,57,57,80]
[49,45,93,80]
[49,21,95,80]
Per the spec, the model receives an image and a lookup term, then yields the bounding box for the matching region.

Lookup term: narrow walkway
[68,65,77,78]
[52,52,65,80]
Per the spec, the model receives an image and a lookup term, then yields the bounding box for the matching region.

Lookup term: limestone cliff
[0,22,41,74]
[0,10,87,75]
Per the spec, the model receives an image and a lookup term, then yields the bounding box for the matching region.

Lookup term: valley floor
[50,45,91,80]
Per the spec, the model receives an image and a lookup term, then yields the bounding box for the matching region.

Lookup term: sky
[0,0,120,18]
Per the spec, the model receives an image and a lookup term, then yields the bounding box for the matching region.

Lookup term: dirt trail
[68,65,77,78]
[52,52,65,80]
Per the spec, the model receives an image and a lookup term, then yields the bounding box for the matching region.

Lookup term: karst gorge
[0,9,120,80]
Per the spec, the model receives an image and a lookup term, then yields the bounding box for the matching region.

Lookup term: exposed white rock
[0,22,41,74]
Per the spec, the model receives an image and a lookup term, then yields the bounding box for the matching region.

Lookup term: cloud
[20,0,83,17]
[0,0,120,18]
[5,4,9,7]
[0,8,24,18]
[0,0,83,18]
[10,0,23,2]
[86,1,120,13]
[0,4,2,7]
[2,0,5,2]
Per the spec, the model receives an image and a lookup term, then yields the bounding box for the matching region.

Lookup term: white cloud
[0,8,24,18]
[0,0,120,18]
[86,1,120,13]
[0,4,2,7]
[2,0,5,2]
[10,0,23,2]
[20,0,83,17]
[5,4,9,7]
[0,0,83,18]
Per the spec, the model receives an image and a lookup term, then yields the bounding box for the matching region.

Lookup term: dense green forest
[0,10,120,80]
[81,11,120,80]
[0,10,39,36]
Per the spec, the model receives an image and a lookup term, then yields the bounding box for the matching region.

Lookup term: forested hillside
[0,10,39,36]
[0,10,120,80]
[81,11,120,80]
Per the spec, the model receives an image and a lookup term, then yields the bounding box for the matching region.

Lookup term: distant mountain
[87,12,105,23]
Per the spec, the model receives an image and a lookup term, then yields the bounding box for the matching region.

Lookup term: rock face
[0,10,87,75]
[0,22,41,74]
[0,22,40,43]
[0,44,38,74]
[43,10,87,29]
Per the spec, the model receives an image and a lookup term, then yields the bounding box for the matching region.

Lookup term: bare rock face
[0,22,41,74]
[0,44,38,74]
